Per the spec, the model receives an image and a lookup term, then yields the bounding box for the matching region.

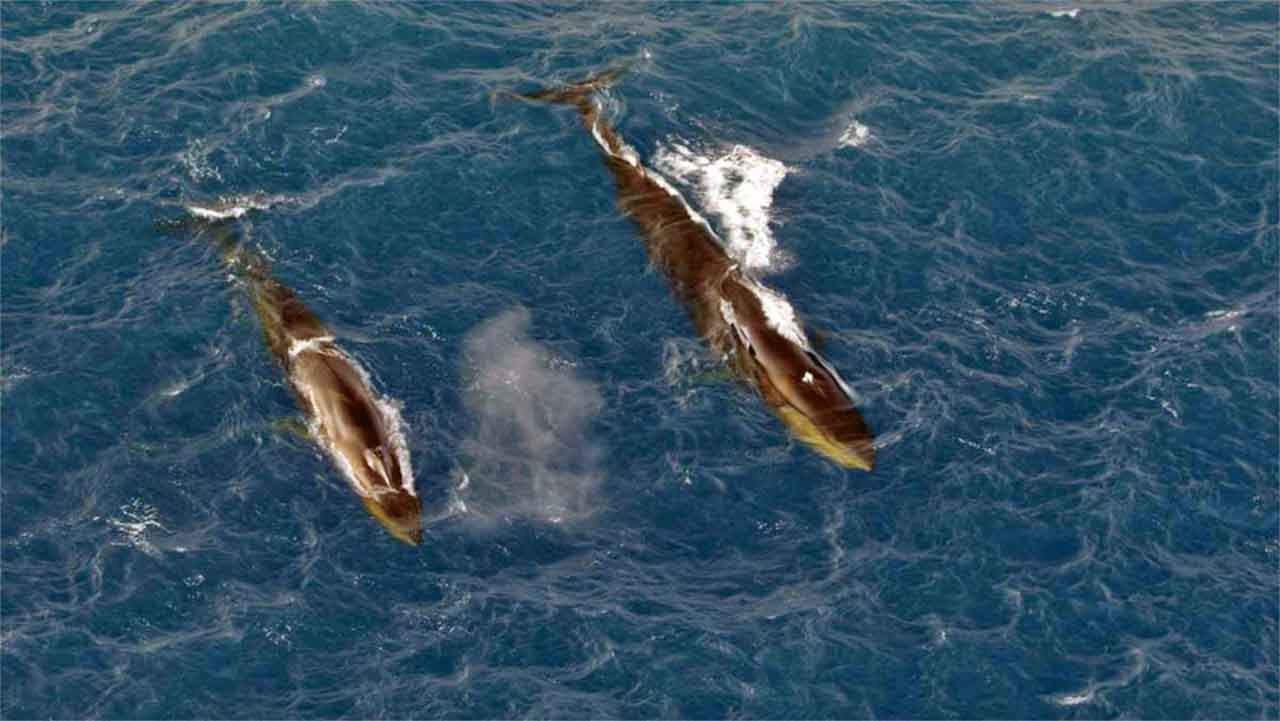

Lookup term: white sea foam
[160,378,193,398]
[0,362,33,393]
[585,102,787,274]
[1048,8,1080,18]
[185,193,280,221]
[107,499,167,557]
[652,142,790,272]
[1204,308,1245,320]
[838,120,872,148]
[1190,307,1248,337]
[1052,687,1094,706]
[589,119,613,158]
[287,335,336,359]
[179,138,222,182]
[187,204,248,221]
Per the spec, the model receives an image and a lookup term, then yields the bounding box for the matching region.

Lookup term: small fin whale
[519,69,875,470]
[180,200,423,543]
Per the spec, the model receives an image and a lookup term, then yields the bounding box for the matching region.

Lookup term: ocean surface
[2,3,1277,718]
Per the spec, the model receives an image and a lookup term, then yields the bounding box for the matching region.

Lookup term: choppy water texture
[3,3,1278,719]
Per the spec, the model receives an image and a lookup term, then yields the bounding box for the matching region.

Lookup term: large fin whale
[519,70,876,470]
[180,200,423,543]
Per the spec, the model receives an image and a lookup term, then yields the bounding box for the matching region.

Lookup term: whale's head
[720,284,876,471]
[774,401,876,471]
[361,490,423,546]
[759,342,876,471]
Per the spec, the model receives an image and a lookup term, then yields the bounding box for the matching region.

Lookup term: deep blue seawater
[3,3,1277,718]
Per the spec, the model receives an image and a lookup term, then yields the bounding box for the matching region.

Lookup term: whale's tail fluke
[155,210,239,262]
[516,64,629,109]
[157,194,281,279]
[512,64,636,159]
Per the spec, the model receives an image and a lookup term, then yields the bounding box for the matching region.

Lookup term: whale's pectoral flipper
[806,325,830,352]
[688,367,737,385]
[517,66,877,471]
[271,416,313,442]
[155,214,207,237]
